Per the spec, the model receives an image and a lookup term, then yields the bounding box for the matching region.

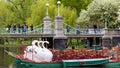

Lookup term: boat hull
[62,58,109,67]
[14,58,109,68]
[14,58,62,68]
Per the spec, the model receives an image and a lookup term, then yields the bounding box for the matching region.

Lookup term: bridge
[1,27,119,47]
[0,33,104,38]
[0,27,104,38]
[0,6,119,48]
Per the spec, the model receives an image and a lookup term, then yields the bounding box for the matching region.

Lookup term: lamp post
[46,3,49,16]
[54,1,67,49]
[57,1,61,16]
[43,3,51,34]
[104,12,108,29]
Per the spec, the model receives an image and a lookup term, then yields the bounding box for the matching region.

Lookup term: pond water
[9,66,119,68]
[66,63,120,68]
[1,62,120,68]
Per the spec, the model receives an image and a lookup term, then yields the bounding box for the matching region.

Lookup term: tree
[0,1,14,27]
[7,0,36,24]
[77,10,90,28]
[115,1,120,28]
[78,0,119,28]
[59,0,93,16]
[0,0,79,28]
[27,0,77,27]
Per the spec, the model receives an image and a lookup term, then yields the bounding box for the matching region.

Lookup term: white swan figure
[24,46,32,59]
[32,40,39,49]
[31,40,42,62]
[38,41,53,62]
[24,40,53,62]
[24,40,40,62]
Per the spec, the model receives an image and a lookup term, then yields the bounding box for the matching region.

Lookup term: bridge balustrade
[0,28,105,35]
[63,29,105,34]
[104,29,120,35]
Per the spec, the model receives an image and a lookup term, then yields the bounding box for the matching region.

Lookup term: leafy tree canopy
[0,1,14,27]
[59,0,93,16]
[0,0,78,27]
[7,0,35,24]
[27,0,78,27]
[78,0,120,28]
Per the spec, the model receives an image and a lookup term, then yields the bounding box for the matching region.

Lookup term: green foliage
[77,10,90,28]
[0,0,78,27]
[68,39,86,49]
[78,0,119,28]
[7,0,35,24]
[28,0,78,27]
[0,1,14,27]
[59,0,93,16]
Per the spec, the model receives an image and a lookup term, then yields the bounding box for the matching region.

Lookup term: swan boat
[5,40,113,68]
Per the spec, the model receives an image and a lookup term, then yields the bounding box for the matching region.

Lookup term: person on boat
[65,41,69,48]
[102,45,109,57]
[85,40,90,49]
[111,46,119,61]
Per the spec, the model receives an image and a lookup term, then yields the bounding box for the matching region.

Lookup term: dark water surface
[66,65,105,68]
[1,64,120,68]
[64,63,119,68]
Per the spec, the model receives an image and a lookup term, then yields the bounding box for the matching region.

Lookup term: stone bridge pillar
[43,3,52,34]
[53,1,67,50]
[43,3,53,49]
[54,16,67,50]
[102,29,120,48]
[43,16,52,34]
